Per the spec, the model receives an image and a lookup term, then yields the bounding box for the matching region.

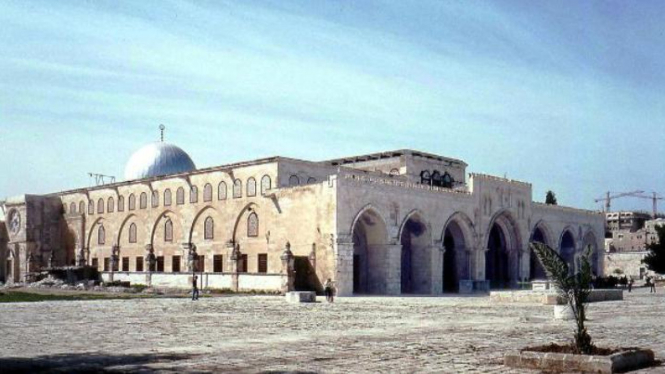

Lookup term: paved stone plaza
[1,289,664,373]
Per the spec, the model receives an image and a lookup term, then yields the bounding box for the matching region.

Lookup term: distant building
[604,213,664,279]
[605,211,651,233]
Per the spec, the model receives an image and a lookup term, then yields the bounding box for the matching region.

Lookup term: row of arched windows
[95,213,259,246]
[66,176,273,215]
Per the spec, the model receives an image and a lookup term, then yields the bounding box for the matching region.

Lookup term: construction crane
[594,190,644,212]
[632,192,665,218]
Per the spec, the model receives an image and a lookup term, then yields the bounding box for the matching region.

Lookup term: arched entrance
[351,208,389,294]
[560,230,576,273]
[399,213,431,294]
[485,212,520,289]
[529,226,548,280]
[442,219,470,292]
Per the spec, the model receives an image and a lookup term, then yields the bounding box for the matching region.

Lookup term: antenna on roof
[159,124,165,142]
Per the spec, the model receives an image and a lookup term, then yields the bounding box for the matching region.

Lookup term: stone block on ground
[285,291,316,303]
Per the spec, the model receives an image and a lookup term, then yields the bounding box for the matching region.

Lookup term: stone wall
[604,251,650,279]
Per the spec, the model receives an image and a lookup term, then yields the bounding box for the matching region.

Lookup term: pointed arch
[86,217,105,250]
[188,206,220,243]
[218,181,228,200]
[231,203,262,242]
[69,202,76,214]
[116,213,140,246]
[164,219,174,242]
[204,216,214,240]
[117,195,125,212]
[349,204,390,294]
[397,209,433,245]
[530,220,555,248]
[164,189,172,206]
[442,211,475,292]
[203,183,213,202]
[79,201,85,215]
[176,187,185,205]
[149,210,184,246]
[107,197,115,213]
[247,212,259,237]
[98,225,106,245]
[349,204,389,239]
[247,177,257,197]
[260,175,271,195]
[128,194,136,211]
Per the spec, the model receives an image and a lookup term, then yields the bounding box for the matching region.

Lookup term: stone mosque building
[0,134,605,296]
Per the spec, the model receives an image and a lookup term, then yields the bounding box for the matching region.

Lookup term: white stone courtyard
[1,289,664,373]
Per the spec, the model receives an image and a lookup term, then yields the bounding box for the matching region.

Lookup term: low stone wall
[101,272,284,292]
[490,289,623,305]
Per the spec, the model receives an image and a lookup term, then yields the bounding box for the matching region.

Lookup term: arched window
[140,192,147,209]
[289,175,300,186]
[203,183,213,202]
[307,177,317,184]
[389,168,400,176]
[176,187,185,205]
[151,190,159,208]
[218,182,227,200]
[129,223,137,243]
[233,179,242,198]
[79,201,85,215]
[261,175,271,195]
[164,189,172,206]
[98,225,105,245]
[97,198,104,214]
[190,186,199,203]
[69,202,76,214]
[247,178,257,197]
[164,219,173,242]
[204,216,214,240]
[107,197,115,213]
[88,200,94,215]
[63,203,67,214]
[247,212,259,237]
[118,196,125,212]
[128,194,136,211]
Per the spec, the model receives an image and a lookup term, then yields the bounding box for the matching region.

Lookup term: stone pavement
[0,288,664,373]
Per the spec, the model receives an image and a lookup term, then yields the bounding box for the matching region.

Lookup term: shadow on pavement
[0,352,197,373]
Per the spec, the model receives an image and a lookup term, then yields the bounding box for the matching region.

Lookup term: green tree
[545,190,558,205]
[643,225,665,274]
[531,242,594,354]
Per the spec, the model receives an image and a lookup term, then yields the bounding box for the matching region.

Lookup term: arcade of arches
[347,208,602,295]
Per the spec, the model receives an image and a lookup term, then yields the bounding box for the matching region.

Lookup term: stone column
[335,236,354,297]
[519,247,530,284]
[383,244,402,295]
[230,244,241,292]
[145,244,155,286]
[109,245,119,282]
[309,243,316,274]
[280,242,295,294]
[76,247,86,267]
[182,243,196,273]
[431,246,445,294]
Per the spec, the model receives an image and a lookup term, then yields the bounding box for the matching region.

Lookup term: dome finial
[159,124,165,142]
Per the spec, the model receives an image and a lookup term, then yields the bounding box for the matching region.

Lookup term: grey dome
[124,142,196,180]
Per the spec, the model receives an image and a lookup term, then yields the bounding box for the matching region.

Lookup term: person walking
[323,278,335,303]
[649,277,657,293]
[192,274,199,301]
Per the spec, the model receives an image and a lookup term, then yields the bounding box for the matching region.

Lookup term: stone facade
[1,148,605,295]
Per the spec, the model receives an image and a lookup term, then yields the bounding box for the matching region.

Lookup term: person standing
[323,278,335,303]
[650,277,657,293]
[628,277,633,293]
[192,274,199,301]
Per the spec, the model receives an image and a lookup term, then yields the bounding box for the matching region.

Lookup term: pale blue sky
[1,1,663,213]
